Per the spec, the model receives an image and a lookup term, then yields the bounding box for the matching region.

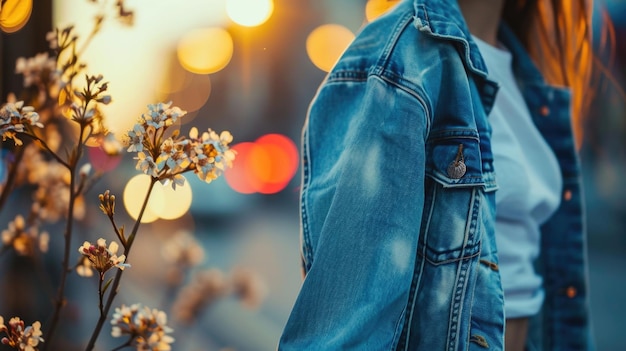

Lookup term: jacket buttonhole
[479,259,499,271]
[470,334,489,348]
[565,286,577,298]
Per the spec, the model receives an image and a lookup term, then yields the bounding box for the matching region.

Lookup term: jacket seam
[372,10,416,77]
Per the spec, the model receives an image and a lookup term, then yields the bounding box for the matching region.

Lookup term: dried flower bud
[98,190,116,216]
[97,95,111,105]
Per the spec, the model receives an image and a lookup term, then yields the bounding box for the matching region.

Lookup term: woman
[280,0,593,350]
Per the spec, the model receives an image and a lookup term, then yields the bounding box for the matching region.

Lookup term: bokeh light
[253,134,299,194]
[149,180,193,220]
[87,146,122,173]
[306,24,355,72]
[226,0,274,27]
[365,0,401,22]
[166,73,212,117]
[177,27,234,74]
[225,134,299,194]
[53,0,229,136]
[0,0,32,33]
[123,174,163,223]
[225,142,259,194]
[155,57,194,97]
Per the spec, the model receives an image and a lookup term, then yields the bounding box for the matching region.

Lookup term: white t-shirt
[473,36,563,318]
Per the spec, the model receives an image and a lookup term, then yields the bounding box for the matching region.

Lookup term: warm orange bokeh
[150,180,193,220]
[167,74,212,116]
[123,174,161,223]
[177,27,234,74]
[225,134,299,194]
[365,0,401,22]
[225,142,259,194]
[306,24,355,72]
[0,0,32,33]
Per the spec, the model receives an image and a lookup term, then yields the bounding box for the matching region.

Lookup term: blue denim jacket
[279,0,591,350]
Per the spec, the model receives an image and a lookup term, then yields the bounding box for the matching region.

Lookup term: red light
[88,145,122,172]
[224,142,259,194]
[224,134,299,194]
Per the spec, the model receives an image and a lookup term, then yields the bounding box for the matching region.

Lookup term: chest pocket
[420,130,493,264]
[402,131,500,350]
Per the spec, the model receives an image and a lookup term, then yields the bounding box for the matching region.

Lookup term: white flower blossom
[134,152,159,177]
[111,304,175,351]
[125,124,145,152]
[124,102,234,188]
[0,101,43,146]
[78,238,130,274]
[0,316,44,351]
[15,53,58,88]
[1,215,49,256]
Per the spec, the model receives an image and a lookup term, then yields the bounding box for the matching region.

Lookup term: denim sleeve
[279,74,429,350]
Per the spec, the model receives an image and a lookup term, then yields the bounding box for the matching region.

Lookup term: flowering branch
[1,25,81,217]
[0,316,44,350]
[110,304,174,350]
[84,176,157,351]
[1,2,246,350]
[42,74,112,350]
[84,102,234,350]
[43,137,79,349]
[77,238,129,319]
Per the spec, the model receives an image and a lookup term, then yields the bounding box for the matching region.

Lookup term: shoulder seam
[371,11,416,77]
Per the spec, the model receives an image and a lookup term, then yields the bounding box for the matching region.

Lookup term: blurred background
[0,0,624,350]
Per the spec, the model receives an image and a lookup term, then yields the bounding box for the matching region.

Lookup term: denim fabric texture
[279,0,592,350]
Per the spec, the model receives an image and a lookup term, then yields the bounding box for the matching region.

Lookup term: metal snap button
[540,105,550,116]
[447,144,466,179]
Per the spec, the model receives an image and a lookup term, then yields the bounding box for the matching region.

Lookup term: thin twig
[107,213,125,247]
[42,165,76,349]
[98,272,105,316]
[42,121,86,350]
[32,249,57,307]
[84,176,157,351]
[22,133,71,169]
[111,338,133,351]
[0,146,26,213]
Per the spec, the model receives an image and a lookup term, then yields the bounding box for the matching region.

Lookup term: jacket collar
[412,0,488,77]
[412,0,546,87]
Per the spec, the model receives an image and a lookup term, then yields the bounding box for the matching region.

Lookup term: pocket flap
[425,129,495,190]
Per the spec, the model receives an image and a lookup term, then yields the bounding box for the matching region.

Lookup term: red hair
[503,0,594,148]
